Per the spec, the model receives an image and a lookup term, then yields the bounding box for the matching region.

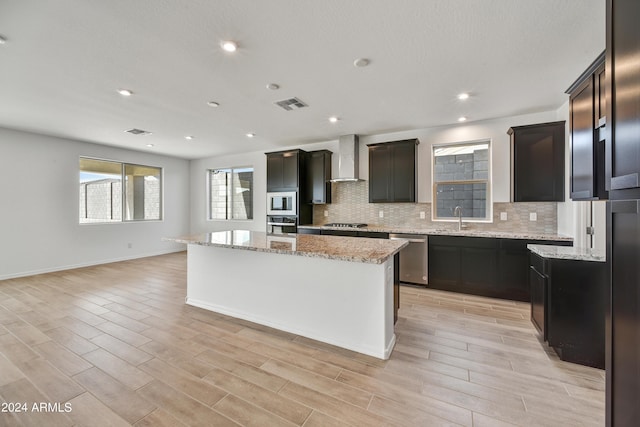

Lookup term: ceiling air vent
[274,97,308,111]
[125,128,152,136]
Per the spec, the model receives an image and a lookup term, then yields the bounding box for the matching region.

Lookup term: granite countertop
[527,244,606,262]
[165,230,408,264]
[298,224,573,242]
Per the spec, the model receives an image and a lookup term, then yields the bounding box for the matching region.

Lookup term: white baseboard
[0,249,186,281]
[186,297,396,360]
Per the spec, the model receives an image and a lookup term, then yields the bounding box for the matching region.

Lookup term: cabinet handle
[611,173,639,190]
[605,124,612,191]
[571,190,593,199]
[389,237,426,243]
[610,200,640,214]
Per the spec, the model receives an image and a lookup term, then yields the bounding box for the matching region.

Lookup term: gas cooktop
[324,223,368,228]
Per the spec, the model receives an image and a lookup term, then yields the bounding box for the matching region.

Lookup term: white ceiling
[0,0,605,160]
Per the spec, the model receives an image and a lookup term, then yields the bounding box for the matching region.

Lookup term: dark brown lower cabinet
[319,229,357,237]
[297,228,321,235]
[428,236,571,301]
[500,239,535,301]
[460,239,499,294]
[319,229,389,239]
[529,260,547,341]
[529,252,607,369]
[427,240,461,288]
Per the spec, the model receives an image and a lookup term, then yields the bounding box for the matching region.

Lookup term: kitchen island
[166,230,407,359]
[527,244,606,368]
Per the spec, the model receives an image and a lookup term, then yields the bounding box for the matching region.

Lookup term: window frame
[79,157,163,225]
[206,166,254,221]
[431,139,492,223]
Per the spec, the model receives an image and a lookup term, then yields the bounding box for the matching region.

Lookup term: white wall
[0,127,190,279]
[190,110,560,234]
[556,100,607,249]
[556,100,583,242]
[190,140,339,234]
[356,110,559,204]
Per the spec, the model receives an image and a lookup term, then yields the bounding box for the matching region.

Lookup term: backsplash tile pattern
[311,181,558,234]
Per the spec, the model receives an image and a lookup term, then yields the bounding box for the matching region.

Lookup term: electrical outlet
[500,212,508,221]
[419,211,426,219]
[127,243,132,249]
[529,212,537,221]
[323,210,328,217]
[379,210,384,218]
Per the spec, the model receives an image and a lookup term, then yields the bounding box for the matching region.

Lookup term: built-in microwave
[267,192,297,216]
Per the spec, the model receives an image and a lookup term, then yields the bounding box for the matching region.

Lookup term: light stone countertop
[298,225,573,242]
[527,244,606,262]
[165,230,408,264]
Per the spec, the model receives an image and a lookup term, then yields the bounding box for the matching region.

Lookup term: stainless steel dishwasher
[389,234,428,285]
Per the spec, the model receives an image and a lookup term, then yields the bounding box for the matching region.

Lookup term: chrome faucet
[454,206,463,231]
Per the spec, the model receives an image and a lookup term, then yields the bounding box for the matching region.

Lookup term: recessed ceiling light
[125,128,152,135]
[329,116,340,123]
[207,101,220,107]
[266,83,280,90]
[458,116,468,122]
[0,35,7,45]
[117,89,133,97]
[146,144,154,148]
[246,133,255,138]
[185,136,194,140]
[221,40,237,52]
[353,58,370,67]
[457,93,470,100]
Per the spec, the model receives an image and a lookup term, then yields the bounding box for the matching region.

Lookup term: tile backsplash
[312,181,558,234]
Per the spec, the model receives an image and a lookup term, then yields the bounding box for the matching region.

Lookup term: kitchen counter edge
[527,244,606,262]
[164,231,407,265]
[298,225,573,242]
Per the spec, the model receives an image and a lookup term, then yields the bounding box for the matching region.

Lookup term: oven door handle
[389,237,426,243]
[267,222,295,226]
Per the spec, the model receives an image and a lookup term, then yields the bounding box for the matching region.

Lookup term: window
[79,158,162,223]
[432,140,491,221]
[208,167,253,220]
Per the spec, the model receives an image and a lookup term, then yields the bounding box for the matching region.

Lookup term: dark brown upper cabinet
[306,150,332,204]
[566,52,608,201]
[367,139,418,203]
[607,0,640,200]
[509,121,565,202]
[265,149,306,192]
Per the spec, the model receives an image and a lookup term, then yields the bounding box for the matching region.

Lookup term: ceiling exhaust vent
[274,97,308,111]
[124,128,152,136]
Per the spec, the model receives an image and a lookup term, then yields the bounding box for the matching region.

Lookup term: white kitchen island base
[186,243,397,359]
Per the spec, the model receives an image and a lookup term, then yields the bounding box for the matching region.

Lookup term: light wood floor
[0,252,605,426]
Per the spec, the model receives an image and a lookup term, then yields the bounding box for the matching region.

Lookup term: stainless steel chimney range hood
[330,134,364,182]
